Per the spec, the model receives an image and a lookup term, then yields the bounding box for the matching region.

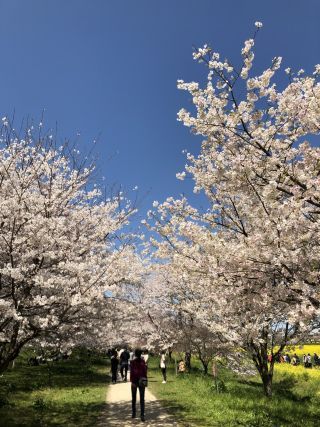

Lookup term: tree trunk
[199,358,208,374]
[0,334,35,374]
[203,362,208,374]
[250,332,275,398]
[0,358,12,374]
[0,348,19,374]
[261,371,273,397]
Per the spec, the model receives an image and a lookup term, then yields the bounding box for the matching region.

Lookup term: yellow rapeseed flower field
[275,344,320,379]
[274,343,320,357]
[282,343,320,356]
[276,363,320,378]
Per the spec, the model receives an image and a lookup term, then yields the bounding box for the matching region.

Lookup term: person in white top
[129,349,134,370]
[142,350,149,365]
[160,351,166,383]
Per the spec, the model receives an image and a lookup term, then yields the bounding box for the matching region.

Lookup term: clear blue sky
[0,0,319,227]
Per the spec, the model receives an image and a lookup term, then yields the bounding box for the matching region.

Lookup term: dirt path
[98,376,182,426]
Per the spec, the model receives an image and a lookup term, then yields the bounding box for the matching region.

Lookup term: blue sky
[0,0,319,228]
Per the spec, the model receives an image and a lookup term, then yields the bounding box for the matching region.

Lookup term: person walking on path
[130,348,148,422]
[160,351,167,383]
[110,350,119,384]
[120,348,130,381]
[142,350,149,366]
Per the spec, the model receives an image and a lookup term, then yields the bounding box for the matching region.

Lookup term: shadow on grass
[1,400,107,427]
[2,361,108,393]
[0,355,109,427]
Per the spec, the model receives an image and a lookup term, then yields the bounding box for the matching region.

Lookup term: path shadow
[97,400,181,426]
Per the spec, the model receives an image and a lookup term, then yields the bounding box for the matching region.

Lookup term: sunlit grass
[148,355,320,427]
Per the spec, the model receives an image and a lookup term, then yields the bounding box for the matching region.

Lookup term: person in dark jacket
[120,348,130,381]
[110,349,119,384]
[130,348,147,422]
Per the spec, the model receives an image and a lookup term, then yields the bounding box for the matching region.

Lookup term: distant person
[142,350,149,366]
[130,348,148,422]
[129,348,134,371]
[160,350,167,383]
[306,353,312,368]
[303,353,312,368]
[285,354,291,364]
[294,354,300,365]
[110,350,119,384]
[178,360,186,373]
[120,348,130,381]
[313,353,319,366]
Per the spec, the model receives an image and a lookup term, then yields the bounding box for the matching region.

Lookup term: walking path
[98,377,182,426]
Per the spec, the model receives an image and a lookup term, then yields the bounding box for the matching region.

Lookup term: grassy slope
[0,349,108,427]
[148,347,320,427]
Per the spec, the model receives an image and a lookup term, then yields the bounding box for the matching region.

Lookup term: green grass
[0,349,109,426]
[2,347,320,426]
[147,355,320,427]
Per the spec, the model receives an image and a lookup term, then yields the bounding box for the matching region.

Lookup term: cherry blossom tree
[146,22,320,396]
[141,265,229,373]
[0,121,142,372]
[30,272,146,355]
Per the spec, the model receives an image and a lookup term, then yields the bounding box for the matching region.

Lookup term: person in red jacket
[130,348,147,422]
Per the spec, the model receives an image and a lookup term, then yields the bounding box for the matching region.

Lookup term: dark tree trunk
[261,371,273,397]
[253,360,274,397]
[256,350,274,397]
[0,333,35,374]
[249,327,276,398]
[0,347,20,374]
[202,361,208,375]
[197,353,209,374]
[250,323,292,398]
[0,358,12,374]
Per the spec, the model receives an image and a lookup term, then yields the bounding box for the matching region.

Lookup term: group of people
[110,348,148,421]
[300,353,320,368]
[268,352,320,368]
[109,347,168,422]
[110,347,145,383]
